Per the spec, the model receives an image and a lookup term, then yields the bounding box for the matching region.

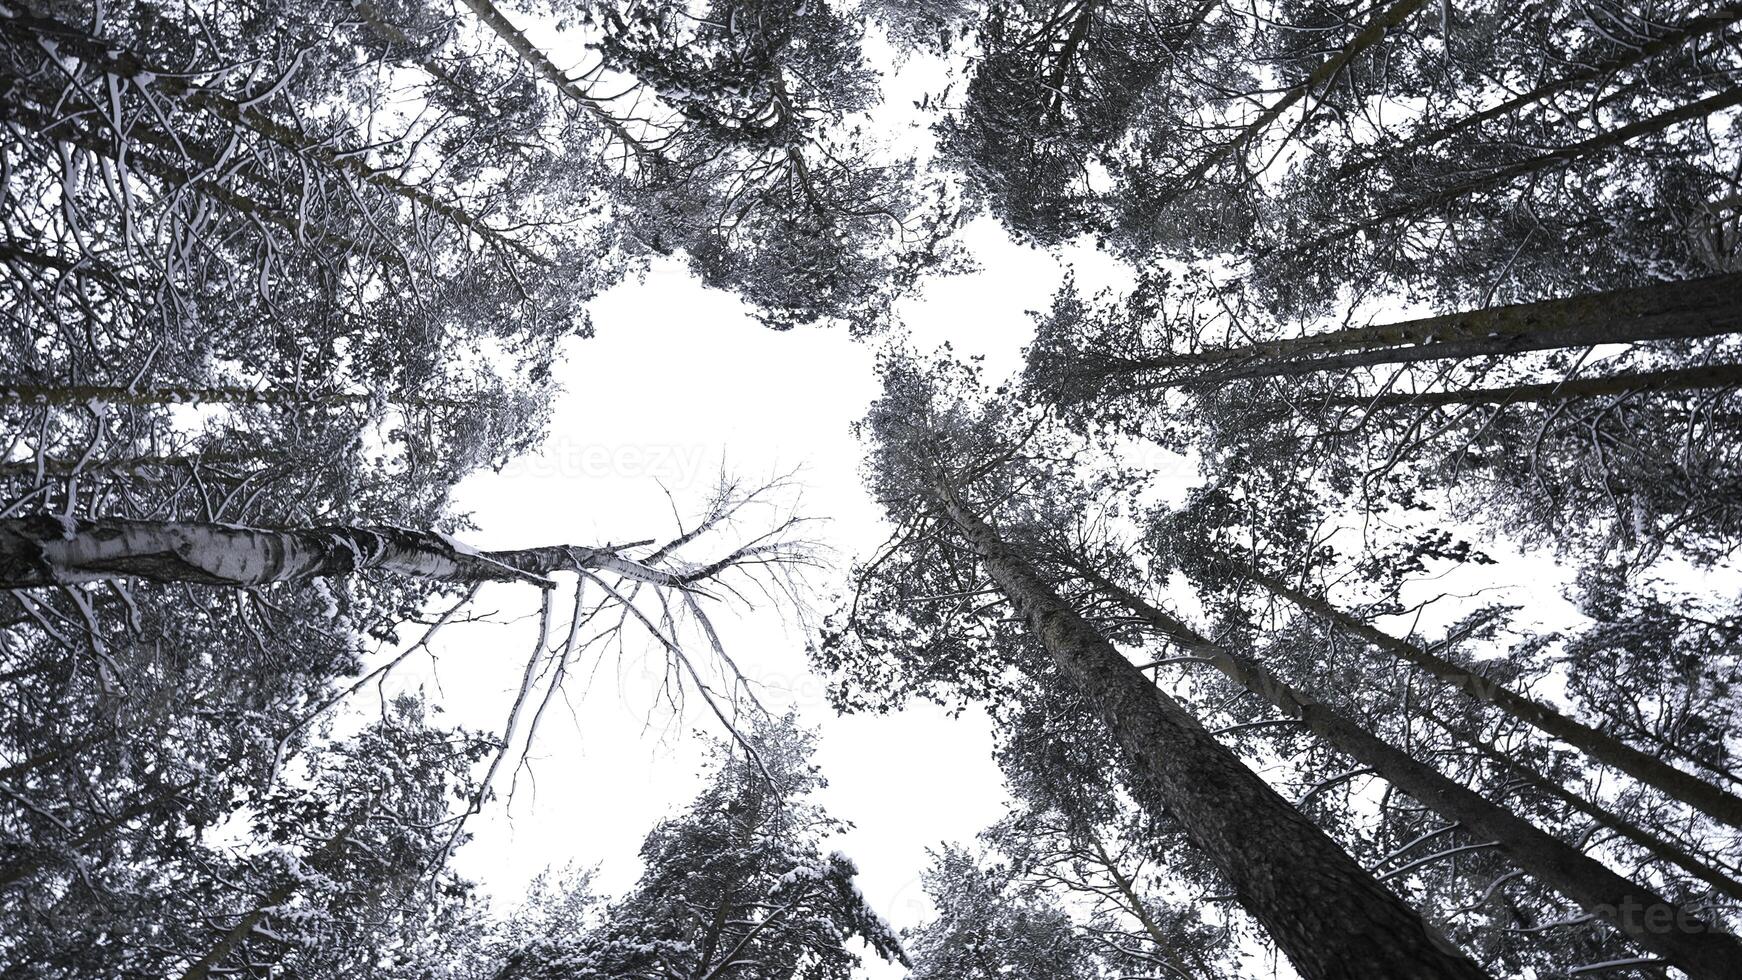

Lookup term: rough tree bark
[1326,362,1742,409]
[1248,567,1742,829]
[1097,273,1742,393]
[1075,563,1742,978]
[930,478,1492,980]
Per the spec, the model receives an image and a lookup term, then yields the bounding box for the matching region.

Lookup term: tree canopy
[7,0,1742,977]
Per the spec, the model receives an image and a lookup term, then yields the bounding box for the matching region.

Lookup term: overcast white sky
[327,163,1717,980]
[355,211,1613,978]
[333,20,1675,975]
[347,218,1130,975]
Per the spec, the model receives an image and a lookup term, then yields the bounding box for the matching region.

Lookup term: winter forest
[2,0,1741,976]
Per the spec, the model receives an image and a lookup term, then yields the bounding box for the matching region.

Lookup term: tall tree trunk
[1440,718,1742,904]
[1322,8,1742,188]
[1074,563,1742,978]
[0,782,194,891]
[1082,830,1200,979]
[1248,568,1742,828]
[0,734,101,782]
[0,453,264,481]
[1097,273,1742,394]
[176,808,369,980]
[930,479,1492,980]
[0,382,467,410]
[449,0,654,162]
[0,7,545,265]
[1286,86,1742,258]
[1328,362,1742,409]
[3,95,406,270]
[0,515,663,590]
[1169,0,1430,189]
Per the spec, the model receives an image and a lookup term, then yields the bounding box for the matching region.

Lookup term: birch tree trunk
[1078,565,1742,978]
[930,480,1492,980]
[0,516,657,590]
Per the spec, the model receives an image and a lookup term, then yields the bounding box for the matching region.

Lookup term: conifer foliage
[9,0,1742,977]
[392,717,907,980]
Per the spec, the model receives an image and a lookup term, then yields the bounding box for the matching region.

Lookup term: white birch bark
[0,516,663,589]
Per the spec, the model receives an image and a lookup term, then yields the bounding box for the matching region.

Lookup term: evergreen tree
[471,715,907,980]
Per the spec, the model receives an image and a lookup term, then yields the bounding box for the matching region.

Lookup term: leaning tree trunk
[0,516,670,590]
[0,453,266,481]
[1076,564,1742,978]
[0,6,542,264]
[1105,272,1742,393]
[2,95,403,269]
[450,0,653,161]
[1167,0,1430,189]
[1321,7,1742,188]
[1328,362,1742,409]
[930,480,1492,980]
[1440,718,1742,903]
[0,782,193,892]
[175,808,370,980]
[1287,86,1742,258]
[1081,829,1202,979]
[0,383,468,410]
[1247,567,1742,829]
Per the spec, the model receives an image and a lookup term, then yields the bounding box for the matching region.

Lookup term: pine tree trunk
[0,453,264,481]
[1288,86,1742,258]
[1170,0,1430,188]
[1084,830,1199,978]
[1080,565,1742,978]
[1110,273,1742,391]
[1442,719,1742,903]
[1329,362,1742,409]
[1249,567,1742,828]
[175,809,369,980]
[0,7,543,264]
[0,383,467,410]
[1323,8,1742,188]
[0,782,194,891]
[450,0,653,161]
[2,95,405,269]
[931,481,1492,980]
